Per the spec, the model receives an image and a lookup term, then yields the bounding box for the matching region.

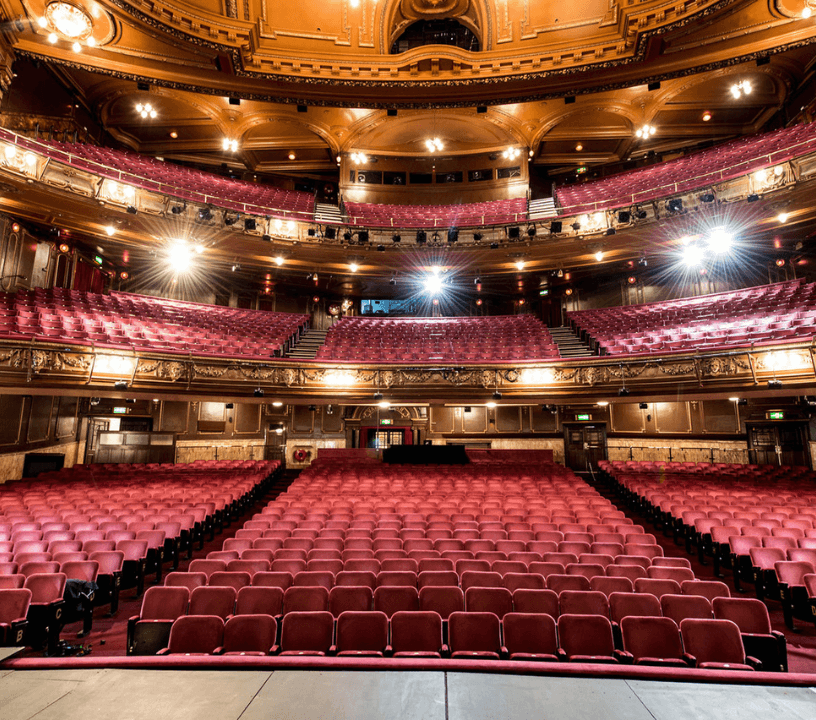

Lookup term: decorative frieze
[2,338,812,401]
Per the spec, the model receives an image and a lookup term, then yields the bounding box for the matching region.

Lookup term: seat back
[680,618,747,665]
[166,615,223,654]
[418,586,464,619]
[609,592,661,624]
[328,586,373,617]
[558,614,615,659]
[23,572,67,603]
[503,612,558,657]
[235,586,284,617]
[222,614,277,654]
[335,611,389,654]
[621,616,683,663]
[448,611,502,655]
[390,611,443,656]
[280,611,334,654]
[189,586,236,619]
[660,594,712,624]
[712,597,772,634]
[134,584,189,620]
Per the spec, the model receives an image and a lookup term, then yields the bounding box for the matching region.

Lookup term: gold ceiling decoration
[400,0,470,19]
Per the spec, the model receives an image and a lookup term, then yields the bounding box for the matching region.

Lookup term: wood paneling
[322,410,344,434]
[292,405,315,433]
[235,403,261,434]
[430,407,455,434]
[0,395,24,446]
[463,406,488,433]
[611,403,645,433]
[530,408,558,433]
[654,402,692,434]
[55,396,78,439]
[496,406,522,433]
[703,400,739,433]
[200,402,226,422]
[161,401,189,433]
[27,396,53,443]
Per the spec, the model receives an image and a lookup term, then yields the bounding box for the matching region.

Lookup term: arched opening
[390,19,480,54]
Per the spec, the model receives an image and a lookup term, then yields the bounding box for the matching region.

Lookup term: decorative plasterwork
[47,0,743,91]
[3,340,813,401]
[13,35,816,110]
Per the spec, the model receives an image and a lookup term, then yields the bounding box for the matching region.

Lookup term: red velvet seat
[279,611,335,656]
[158,615,223,655]
[220,614,278,655]
[503,612,560,661]
[448,611,504,659]
[390,611,446,658]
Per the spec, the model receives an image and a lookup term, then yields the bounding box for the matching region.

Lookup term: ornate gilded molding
[1,338,811,401]
[14,34,816,109]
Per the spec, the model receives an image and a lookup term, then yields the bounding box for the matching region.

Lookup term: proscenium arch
[379,0,491,55]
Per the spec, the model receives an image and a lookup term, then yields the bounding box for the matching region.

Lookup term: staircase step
[549,325,594,358]
[528,197,559,220]
[284,328,329,359]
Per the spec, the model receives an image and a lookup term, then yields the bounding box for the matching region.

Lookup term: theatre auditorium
[0,1,816,717]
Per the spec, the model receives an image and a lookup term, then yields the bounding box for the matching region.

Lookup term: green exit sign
[576,413,591,421]
[768,410,785,420]
[380,418,393,425]
[112,407,128,415]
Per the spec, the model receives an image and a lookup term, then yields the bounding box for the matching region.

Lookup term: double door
[564,423,608,471]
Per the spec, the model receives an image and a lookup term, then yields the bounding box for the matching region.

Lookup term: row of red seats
[316,314,559,363]
[138,589,769,668]
[602,461,816,636]
[0,460,279,652]
[555,121,816,214]
[568,279,816,356]
[0,129,314,220]
[345,198,528,229]
[0,288,309,360]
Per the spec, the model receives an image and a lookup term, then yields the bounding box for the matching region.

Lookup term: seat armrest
[440,644,450,658]
[268,644,279,655]
[614,650,634,664]
[213,646,225,655]
[746,655,762,670]
[383,644,393,657]
[156,648,170,656]
[499,645,509,661]
[328,644,337,656]
[682,653,697,667]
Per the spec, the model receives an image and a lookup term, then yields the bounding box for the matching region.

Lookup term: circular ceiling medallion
[45,2,92,40]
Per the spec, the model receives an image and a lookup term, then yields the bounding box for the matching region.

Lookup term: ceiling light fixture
[425,137,443,153]
[222,138,239,152]
[502,147,522,160]
[635,124,657,139]
[105,225,116,236]
[730,80,753,99]
[349,262,359,273]
[515,260,526,271]
[136,102,157,119]
[594,250,604,262]
[702,111,712,122]
[777,212,789,223]
[350,152,368,165]
[575,143,583,151]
